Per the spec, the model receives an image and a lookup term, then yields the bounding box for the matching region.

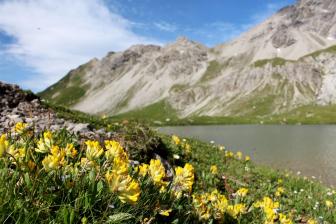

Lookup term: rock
[0,81,108,138]
[71,123,90,134]
[7,114,23,123]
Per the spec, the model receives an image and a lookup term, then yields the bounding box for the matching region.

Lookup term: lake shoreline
[159,125,336,186]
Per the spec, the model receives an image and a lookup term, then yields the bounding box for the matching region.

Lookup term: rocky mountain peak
[40,0,336,120]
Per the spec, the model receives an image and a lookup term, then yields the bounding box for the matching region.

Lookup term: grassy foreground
[0,119,335,224]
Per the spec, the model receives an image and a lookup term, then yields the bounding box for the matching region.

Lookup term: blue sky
[0,0,295,92]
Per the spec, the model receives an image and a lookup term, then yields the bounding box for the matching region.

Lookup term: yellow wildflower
[173,163,194,198]
[184,143,191,154]
[138,163,149,177]
[159,209,172,216]
[219,146,225,151]
[65,143,77,158]
[42,154,60,171]
[279,213,293,224]
[210,165,218,175]
[192,193,212,220]
[7,145,17,158]
[85,140,104,161]
[105,170,140,204]
[275,187,285,197]
[172,135,181,145]
[42,146,66,172]
[149,159,167,188]
[307,218,318,224]
[14,122,27,134]
[254,197,279,222]
[225,151,234,158]
[227,203,246,218]
[245,156,250,161]
[80,157,96,169]
[236,188,249,197]
[236,151,242,160]
[211,190,229,219]
[6,146,26,162]
[325,200,334,208]
[35,131,53,153]
[105,140,127,161]
[112,156,129,175]
[0,134,9,157]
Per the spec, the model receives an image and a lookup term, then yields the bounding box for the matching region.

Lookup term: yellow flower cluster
[172,135,181,145]
[7,146,26,162]
[42,146,66,171]
[137,159,195,198]
[172,163,194,198]
[325,200,333,208]
[14,122,28,134]
[192,189,246,221]
[223,148,250,162]
[279,213,293,224]
[254,197,281,223]
[0,134,9,157]
[36,131,53,153]
[307,218,318,224]
[103,141,140,204]
[105,140,126,161]
[275,187,285,197]
[2,127,334,222]
[148,159,168,191]
[210,165,218,175]
[225,150,234,158]
[236,188,249,197]
[105,170,140,204]
[65,143,78,159]
[85,140,104,161]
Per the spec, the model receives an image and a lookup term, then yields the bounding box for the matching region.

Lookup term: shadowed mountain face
[40,0,336,120]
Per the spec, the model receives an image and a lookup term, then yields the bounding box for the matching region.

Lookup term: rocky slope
[0,81,110,137]
[40,0,336,120]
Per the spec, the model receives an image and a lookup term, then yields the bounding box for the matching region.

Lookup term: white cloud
[0,0,160,91]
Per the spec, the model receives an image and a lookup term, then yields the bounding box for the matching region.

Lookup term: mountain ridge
[40,0,336,122]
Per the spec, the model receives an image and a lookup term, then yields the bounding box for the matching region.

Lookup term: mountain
[40,0,336,122]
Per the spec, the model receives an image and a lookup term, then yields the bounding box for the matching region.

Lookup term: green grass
[44,95,336,126]
[301,45,336,59]
[253,44,336,69]
[1,117,335,223]
[39,63,91,106]
[111,100,179,124]
[269,104,336,124]
[199,60,225,82]
[253,57,291,68]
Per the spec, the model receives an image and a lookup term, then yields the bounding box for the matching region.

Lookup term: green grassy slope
[39,63,91,106]
[111,100,179,123]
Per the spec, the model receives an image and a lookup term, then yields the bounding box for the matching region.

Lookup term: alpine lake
[159,125,336,186]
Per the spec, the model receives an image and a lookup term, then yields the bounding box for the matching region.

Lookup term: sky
[0,0,295,92]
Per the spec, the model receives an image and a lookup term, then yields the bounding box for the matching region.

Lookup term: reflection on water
[159,125,336,186]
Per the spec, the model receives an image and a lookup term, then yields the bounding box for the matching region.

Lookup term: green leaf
[24,173,32,189]
[69,208,75,224]
[107,213,134,223]
[97,180,104,194]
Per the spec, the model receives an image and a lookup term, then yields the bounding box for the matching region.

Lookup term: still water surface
[159,125,336,186]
